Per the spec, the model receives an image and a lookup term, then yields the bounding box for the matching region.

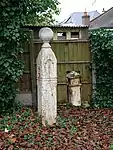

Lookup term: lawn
[0,104,113,150]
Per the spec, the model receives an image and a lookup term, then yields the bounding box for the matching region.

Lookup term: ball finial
[39,27,53,43]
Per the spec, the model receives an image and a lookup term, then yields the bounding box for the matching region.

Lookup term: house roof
[90,7,113,29]
[60,11,100,25]
[23,24,88,29]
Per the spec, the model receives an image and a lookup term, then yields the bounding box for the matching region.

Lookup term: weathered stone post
[36,27,57,126]
[67,71,81,106]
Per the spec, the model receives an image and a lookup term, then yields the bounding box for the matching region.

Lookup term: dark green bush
[90,29,113,108]
[0,0,59,113]
[0,0,27,113]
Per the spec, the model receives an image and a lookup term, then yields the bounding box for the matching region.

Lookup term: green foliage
[0,107,32,131]
[69,125,77,135]
[57,116,67,128]
[57,115,77,135]
[25,0,60,25]
[0,0,27,113]
[0,0,59,113]
[110,144,113,150]
[89,29,113,108]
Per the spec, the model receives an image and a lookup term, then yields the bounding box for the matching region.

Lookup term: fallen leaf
[8,145,14,150]
[9,138,17,143]
[9,134,15,138]
[0,142,4,149]
[5,128,9,133]
[0,106,112,149]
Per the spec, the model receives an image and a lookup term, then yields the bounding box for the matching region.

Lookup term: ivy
[89,29,113,108]
[0,0,59,113]
[0,0,27,113]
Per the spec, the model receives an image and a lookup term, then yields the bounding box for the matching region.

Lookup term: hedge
[90,29,113,108]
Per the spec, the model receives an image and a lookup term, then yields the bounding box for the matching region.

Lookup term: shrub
[0,1,27,113]
[90,29,113,108]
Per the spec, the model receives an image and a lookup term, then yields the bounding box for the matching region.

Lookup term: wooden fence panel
[19,39,92,104]
[18,42,31,93]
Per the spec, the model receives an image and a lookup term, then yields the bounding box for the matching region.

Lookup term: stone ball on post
[39,27,54,43]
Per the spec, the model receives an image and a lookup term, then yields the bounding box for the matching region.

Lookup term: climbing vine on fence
[0,0,59,113]
[90,29,113,108]
[0,0,28,113]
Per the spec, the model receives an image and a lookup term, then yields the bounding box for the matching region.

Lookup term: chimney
[102,8,106,13]
[82,10,90,26]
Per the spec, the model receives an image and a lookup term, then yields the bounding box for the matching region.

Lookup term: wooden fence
[18,33,92,106]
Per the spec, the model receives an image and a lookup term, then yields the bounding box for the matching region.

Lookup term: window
[71,32,79,39]
[57,32,66,40]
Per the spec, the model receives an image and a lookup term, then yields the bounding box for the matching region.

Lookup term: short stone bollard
[36,27,57,126]
[67,71,81,106]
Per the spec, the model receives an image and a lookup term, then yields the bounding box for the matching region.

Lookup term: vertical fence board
[29,31,37,110]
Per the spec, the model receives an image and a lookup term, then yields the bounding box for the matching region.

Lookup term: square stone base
[16,93,32,106]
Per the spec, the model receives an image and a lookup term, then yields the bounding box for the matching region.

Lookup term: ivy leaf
[3,12,8,16]
[0,43,2,47]
[4,62,9,68]
[0,2,5,6]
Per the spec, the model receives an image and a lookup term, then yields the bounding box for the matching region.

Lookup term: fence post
[29,30,37,111]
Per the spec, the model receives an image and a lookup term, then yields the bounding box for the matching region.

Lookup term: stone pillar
[67,71,81,106]
[36,27,57,126]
